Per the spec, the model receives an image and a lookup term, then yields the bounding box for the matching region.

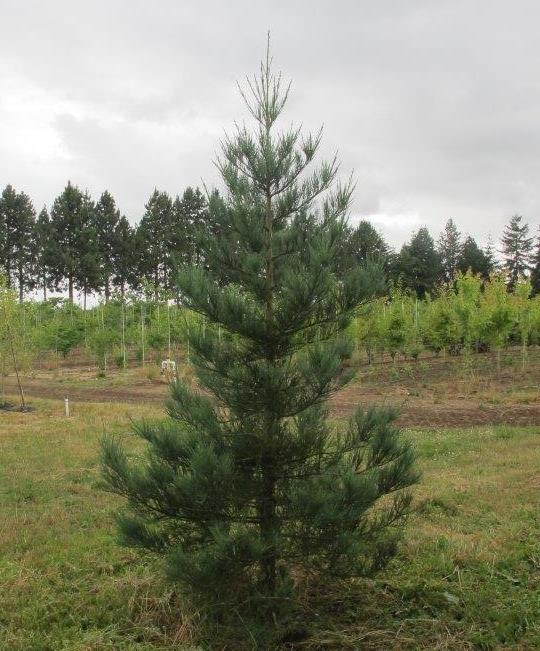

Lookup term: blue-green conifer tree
[102,46,418,609]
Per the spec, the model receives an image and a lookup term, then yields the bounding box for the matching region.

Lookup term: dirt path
[4,376,540,428]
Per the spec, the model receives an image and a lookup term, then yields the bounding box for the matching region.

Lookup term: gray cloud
[1,0,539,248]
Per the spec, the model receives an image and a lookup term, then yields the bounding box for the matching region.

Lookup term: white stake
[64,397,70,417]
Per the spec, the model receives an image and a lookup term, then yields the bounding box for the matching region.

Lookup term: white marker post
[64,397,70,417]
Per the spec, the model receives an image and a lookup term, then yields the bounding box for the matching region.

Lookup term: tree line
[0,182,209,304]
[0,181,539,304]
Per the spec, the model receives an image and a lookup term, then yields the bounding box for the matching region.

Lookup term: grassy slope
[0,398,539,650]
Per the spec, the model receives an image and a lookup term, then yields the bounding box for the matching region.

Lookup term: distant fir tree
[94,191,122,301]
[484,235,498,273]
[75,194,102,309]
[34,207,55,301]
[396,227,441,297]
[49,182,96,303]
[177,186,208,266]
[0,184,36,302]
[342,220,389,273]
[530,229,540,296]
[137,189,174,296]
[500,214,533,289]
[111,215,136,298]
[457,235,492,279]
[437,218,461,284]
[102,47,419,617]
[0,185,18,287]
[171,194,190,271]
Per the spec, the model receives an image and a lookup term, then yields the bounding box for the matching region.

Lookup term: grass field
[1,397,539,649]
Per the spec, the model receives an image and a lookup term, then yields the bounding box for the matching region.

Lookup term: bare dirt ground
[4,348,540,428]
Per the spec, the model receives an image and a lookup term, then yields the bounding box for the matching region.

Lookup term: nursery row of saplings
[351,271,540,370]
[1,271,539,378]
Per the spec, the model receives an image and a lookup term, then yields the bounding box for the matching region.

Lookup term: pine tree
[168,187,209,297]
[457,235,492,279]
[75,196,102,310]
[34,207,55,301]
[94,191,122,301]
[0,185,17,287]
[102,48,418,613]
[437,218,461,284]
[484,235,498,272]
[529,229,540,296]
[111,215,136,298]
[343,220,389,271]
[500,214,533,290]
[0,185,36,302]
[176,186,208,266]
[137,189,174,296]
[49,182,88,302]
[396,227,441,297]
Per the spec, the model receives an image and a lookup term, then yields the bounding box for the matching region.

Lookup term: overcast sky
[1,0,539,248]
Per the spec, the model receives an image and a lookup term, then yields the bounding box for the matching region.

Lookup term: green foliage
[422,289,460,355]
[0,274,31,407]
[458,235,493,279]
[0,184,36,302]
[437,218,461,284]
[531,232,540,296]
[49,182,97,301]
[101,48,417,616]
[452,271,483,351]
[350,271,540,371]
[88,326,119,372]
[395,227,442,297]
[501,214,534,290]
[478,273,516,353]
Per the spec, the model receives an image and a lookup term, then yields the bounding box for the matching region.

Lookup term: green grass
[0,398,539,649]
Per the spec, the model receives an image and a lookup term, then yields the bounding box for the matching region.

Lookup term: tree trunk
[68,275,74,302]
[105,278,110,303]
[43,275,47,301]
[260,140,277,594]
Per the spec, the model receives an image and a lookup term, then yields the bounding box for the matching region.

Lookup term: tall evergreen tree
[484,234,498,273]
[176,186,208,266]
[0,185,14,287]
[49,182,96,302]
[168,187,209,294]
[111,215,136,297]
[0,184,36,302]
[34,207,55,301]
[0,196,5,278]
[500,214,533,289]
[137,189,174,295]
[457,235,492,279]
[94,191,122,301]
[395,227,441,296]
[530,230,540,296]
[343,220,389,269]
[437,218,461,284]
[102,48,418,615]
[75,194,102,309]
